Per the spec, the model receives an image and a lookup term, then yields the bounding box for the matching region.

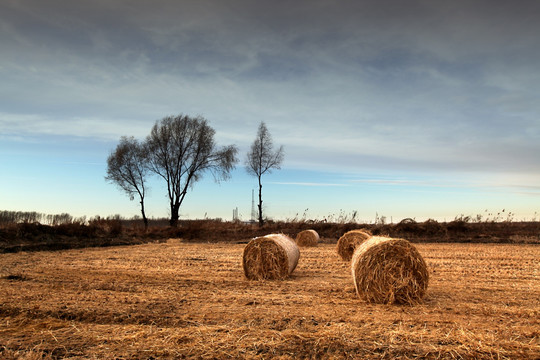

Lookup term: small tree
[146,114,238,227]
[246,122,284,227]
[105,136,150,230]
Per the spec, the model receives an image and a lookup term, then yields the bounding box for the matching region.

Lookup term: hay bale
[295,229,319,247]
[242,234,300,280]
[336,229,371,261]
[351,236,429,304]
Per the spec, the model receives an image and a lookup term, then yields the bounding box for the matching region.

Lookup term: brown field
[0,241,538,359]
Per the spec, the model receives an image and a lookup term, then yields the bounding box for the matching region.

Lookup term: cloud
[1,0,539,179]
[269,181,348,187]
[0,112,150,140]
[349,175,540,196]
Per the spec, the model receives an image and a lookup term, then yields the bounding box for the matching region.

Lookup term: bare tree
[246,122,284,227]
[146,114,238,227]
[105,136,150,230]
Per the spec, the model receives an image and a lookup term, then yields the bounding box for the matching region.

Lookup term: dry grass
[0,242,539,359]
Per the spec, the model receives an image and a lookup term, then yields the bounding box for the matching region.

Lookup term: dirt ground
[0,241,538,359]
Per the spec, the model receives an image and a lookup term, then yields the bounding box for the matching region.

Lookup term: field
[1,241,538,359]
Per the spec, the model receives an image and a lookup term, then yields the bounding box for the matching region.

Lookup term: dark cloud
[1,0,539,176]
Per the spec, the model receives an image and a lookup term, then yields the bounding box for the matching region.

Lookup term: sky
[1,0,539,223]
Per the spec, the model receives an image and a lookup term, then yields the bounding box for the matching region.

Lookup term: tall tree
[146,114,238,227]
[246,122,284,227]
[105,136,150,230]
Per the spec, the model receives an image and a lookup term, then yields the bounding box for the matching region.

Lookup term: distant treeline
[0,210,171,228]
[0,210,87,226]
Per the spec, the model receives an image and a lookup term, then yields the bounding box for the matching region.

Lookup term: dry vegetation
[1,241,538,359]
[2,216,539,255]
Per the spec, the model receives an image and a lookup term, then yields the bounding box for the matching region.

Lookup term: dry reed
[351,236,429,304]
[295,229,319,247]
[242,234,300,280]
[336,229,371,261]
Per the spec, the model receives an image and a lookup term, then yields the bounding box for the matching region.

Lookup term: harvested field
[0,241,538,359]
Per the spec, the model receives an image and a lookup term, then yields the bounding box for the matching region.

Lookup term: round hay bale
[295,229,319,247]
[336,229,371,261]
[242,234,300,280]
[351,236,429,304]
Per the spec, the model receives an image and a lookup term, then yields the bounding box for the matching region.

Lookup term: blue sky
[1,0,539,223]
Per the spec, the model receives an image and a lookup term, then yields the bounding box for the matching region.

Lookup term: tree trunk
[140,200,148,231]
[258,176,264,227]
[170,202,180,227]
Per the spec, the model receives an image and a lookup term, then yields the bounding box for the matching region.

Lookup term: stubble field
[0,241,538,359]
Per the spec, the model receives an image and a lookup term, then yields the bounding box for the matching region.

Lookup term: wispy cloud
[349,176,540,196]
[269,181,349,187]
[350,178,430,186]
